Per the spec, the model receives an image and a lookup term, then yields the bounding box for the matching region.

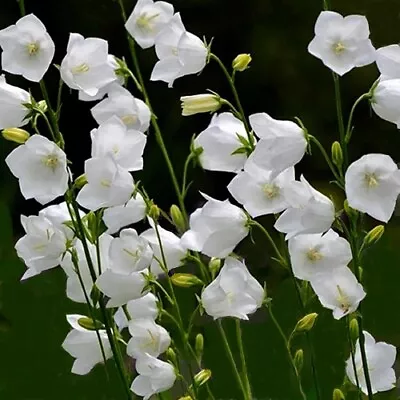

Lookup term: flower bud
[294,349,304,372]
[170,204,186,233]
[74,174,88,189]
[331,141,343,168]
[148,204,160,221]
[180,94,222,116]
[209,257,221,277]
[167,347,178,365]
[194,369,212,387]
[332,388,345,400]
[232,54,252,72]
[349,318,359,342]
[171,273,204,288]
[294,313,318,333]
[178,397,193,400]
[37,100,48,113]
[195,333,204,361]
[2,127,30,144]
[77,317,104,330]
[363,225,385,247]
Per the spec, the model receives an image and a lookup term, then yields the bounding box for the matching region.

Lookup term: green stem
[344,93,370,144]
[209,53,254,149]
[332,73,348,168]
[116,0,188,225]
[17,0,25,15]
[182,153,195,199]
[346,317,363,400]
[217,320,249,399]
[235,320,252,400]
[267,306,307,400]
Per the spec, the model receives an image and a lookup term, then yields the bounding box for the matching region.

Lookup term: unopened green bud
[194,369,212,387]
[195,333,204,361]
[167,348,177,365]
[178,397,193,400]
[148,204,160,221]
[37,100,48,113]
[209,257,221,277]
[181,93,222,116]
[171,273,204,288]
[333,388,345,400]
[331,141,343,168]
[363,225,385,247]
[2,127,30,144]
[343,199,358,221]
[77,317,103,330]
[232,53,252,72]
[295,313,318,333]
[170,205,186,233]
[74,174,88,189]
[294,349,304,372]
[349,318,359,342]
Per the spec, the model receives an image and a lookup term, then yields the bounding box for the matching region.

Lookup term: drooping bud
[332,388,345,400]
[331,141,343,168]
[180,94,222,116]
[232,54,252,72]
[74,174,88,189]
[194,369,212,387]
[209,257,221,278]
[171,273,204,288]
[349,318,359,342]
[2,127,30,144]
[363,225,385,248]
[294,313,318,333]
[170,204,187,233]
[294,349,304,372]
[167,348,178,365]
[195,333,204,362]
[77,317,104,330]
[148,204,160,221]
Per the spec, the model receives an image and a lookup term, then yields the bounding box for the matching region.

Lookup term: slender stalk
[267,306,307,400]
[235,320,252,400]
[344,93,370,144]
[209,53,254,148]
[217,320,249,399]
[332,73,348,168]
[116,0,188,225]
[17,0,25,15]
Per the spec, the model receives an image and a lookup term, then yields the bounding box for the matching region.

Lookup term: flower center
[42,154,59,170]
[336,285,351,313]
[123,247,142,263]
[71,63,90,74]
[364,173,379,188]
[100,179,111,188]
[112,145,120,154]
[306,248,323,262]
[27,42,40,56]
[136,12,160,32]
[262,183,279,199]
[333,42,346,54]
[171,47,178,56]
[121,114,138,126]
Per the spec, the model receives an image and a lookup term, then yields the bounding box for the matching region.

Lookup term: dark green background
[0,0,400,399]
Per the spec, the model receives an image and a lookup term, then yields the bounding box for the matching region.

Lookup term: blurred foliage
[1,0,400,399]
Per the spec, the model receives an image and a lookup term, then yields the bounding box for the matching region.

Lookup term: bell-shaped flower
[127,319,170,359]
[131,353,176,400]
[245,113,307,176]
[109,229,153,274]
[288,229,352,281]
[345,154,400,222]
[0,14,55,82]
[274,176,335,240]
[193,113,249,173]
[114,293,159,330]
[125,0,174,49]
[103,192,146,234]
[151,13,208,87]
[62,314,112,375]
[91,86,151,132]
[90,116,146,171]
[228,165,295,217]
[201,257,264,320]
[61,234,112,303]
[371,79,400,129]
[141,223,186,276]
[78,55,124,102]
[15,214,67,280]
[308,11,376,76]
[311,266,366,320]
[376,45,400,80]
[76,154,134,211]
[60,33,115,97]
[6,135,68,205]
[0,75,30,129]
[181,194,249,258]
[346,331,397,395]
